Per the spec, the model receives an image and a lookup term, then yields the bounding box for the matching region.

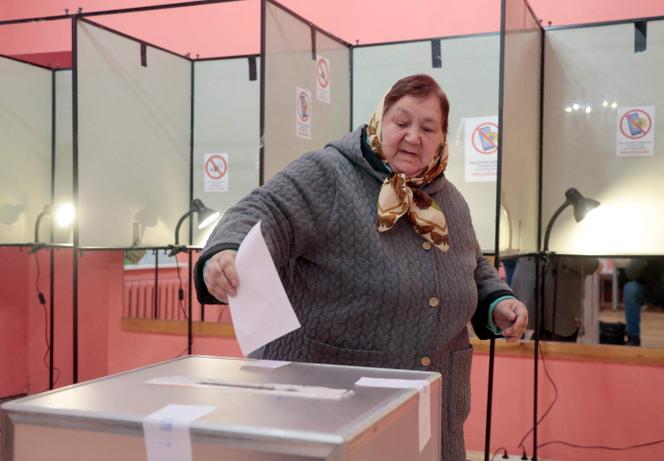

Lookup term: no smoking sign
[316,55,331,103]
[204,153,229,192]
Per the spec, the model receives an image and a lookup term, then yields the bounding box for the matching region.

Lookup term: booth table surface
[1,355,441,461]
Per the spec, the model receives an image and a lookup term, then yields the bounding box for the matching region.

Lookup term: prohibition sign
[317,58,330,88]
[471,122,499,154]
[619,109,652,140]
[297,90,311,122]
[205,154,227,180]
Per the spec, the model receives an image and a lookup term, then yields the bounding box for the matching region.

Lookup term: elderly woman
[194,74,527,460]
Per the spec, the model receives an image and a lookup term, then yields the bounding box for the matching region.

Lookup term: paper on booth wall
[295,87,312,139]
[316,55,331,103]
[464,115,498,182]
[355,377,431,452]
[616,106,655,156]
[229,221,301,355]
[204,153,229,192]
[143,404,215,461]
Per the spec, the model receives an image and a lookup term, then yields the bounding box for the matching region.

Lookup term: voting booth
[6,2,664,459]
[2,356,442,460]
[0,0,508,388]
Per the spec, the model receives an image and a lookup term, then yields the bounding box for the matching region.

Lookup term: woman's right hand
[203,250,239,303]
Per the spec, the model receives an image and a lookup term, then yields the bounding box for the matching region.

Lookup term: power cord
[490,446,528,460]
[537,438,664,452]
[171,250,191,358]
[516,342,559,452]
[34,252,61,387]
[516,337,664,458]
[490,446,506,461]
[173,250,188,320]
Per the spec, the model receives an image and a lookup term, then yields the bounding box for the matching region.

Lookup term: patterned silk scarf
[368,96,450,251]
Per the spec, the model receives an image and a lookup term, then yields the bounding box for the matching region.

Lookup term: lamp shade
[564,187,600,222]
[173,199,221,247]
[191,199,221,229]
[543,187,600,252]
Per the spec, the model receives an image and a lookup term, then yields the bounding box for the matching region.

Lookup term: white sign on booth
[464,116,498,182]
[616,106,655,157]
[204,153,229,192]
[295,87,312,140]
[316,55,331,103]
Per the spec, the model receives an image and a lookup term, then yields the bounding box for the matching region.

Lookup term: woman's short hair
[383,74,449,134]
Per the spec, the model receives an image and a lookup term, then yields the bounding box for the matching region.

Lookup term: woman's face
[380,94,444,178]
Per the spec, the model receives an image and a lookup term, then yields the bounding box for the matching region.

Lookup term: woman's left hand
[493,299,528,342]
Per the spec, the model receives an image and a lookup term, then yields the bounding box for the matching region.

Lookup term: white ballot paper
[143,404,215,461]
[355,377,431,452]
[229,221,301,355]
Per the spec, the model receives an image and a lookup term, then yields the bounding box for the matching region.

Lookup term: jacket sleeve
[470,243,515,340]
[194,151,339,304]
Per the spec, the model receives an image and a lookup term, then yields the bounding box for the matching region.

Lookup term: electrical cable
[537,438,664,452]
[170,250,190,358]
[517,341,559,451]
[173,250,188,320]
[490,446,507,461]
[174,250,192,357]
[516,257,560,451]
[34,252,61,387]
[516,326,664,457]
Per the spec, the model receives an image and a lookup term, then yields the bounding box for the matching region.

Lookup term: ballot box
[1,355,441,460]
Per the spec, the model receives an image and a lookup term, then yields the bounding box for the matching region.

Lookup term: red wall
[106,252,241,375]
[1,249,241,396]
[3,248,664,460]
[467,353,664,461]
[26,249,71,393]
[0,247,29,397]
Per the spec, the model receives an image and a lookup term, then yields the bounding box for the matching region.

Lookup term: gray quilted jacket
[194,127,512,460]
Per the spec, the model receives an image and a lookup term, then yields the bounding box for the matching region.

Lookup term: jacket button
[420,356,431,367]
[422,241,432,250]
[429,297,440,307]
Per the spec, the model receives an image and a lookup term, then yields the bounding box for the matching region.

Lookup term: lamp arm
[174,210,195,246]
[34,211,48,244]
[543,200,570,252]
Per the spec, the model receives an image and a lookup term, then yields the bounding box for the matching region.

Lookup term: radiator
[123,278,188,320]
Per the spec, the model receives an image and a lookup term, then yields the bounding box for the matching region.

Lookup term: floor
[598,305,664,349]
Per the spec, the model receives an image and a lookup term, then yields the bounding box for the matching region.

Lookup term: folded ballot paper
[228,221,301,355]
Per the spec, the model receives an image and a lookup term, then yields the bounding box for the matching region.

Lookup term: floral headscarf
[368,95,450,251]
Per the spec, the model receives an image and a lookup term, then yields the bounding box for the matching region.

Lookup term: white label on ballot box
[355,377,431,452]
[143,404,215,461]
